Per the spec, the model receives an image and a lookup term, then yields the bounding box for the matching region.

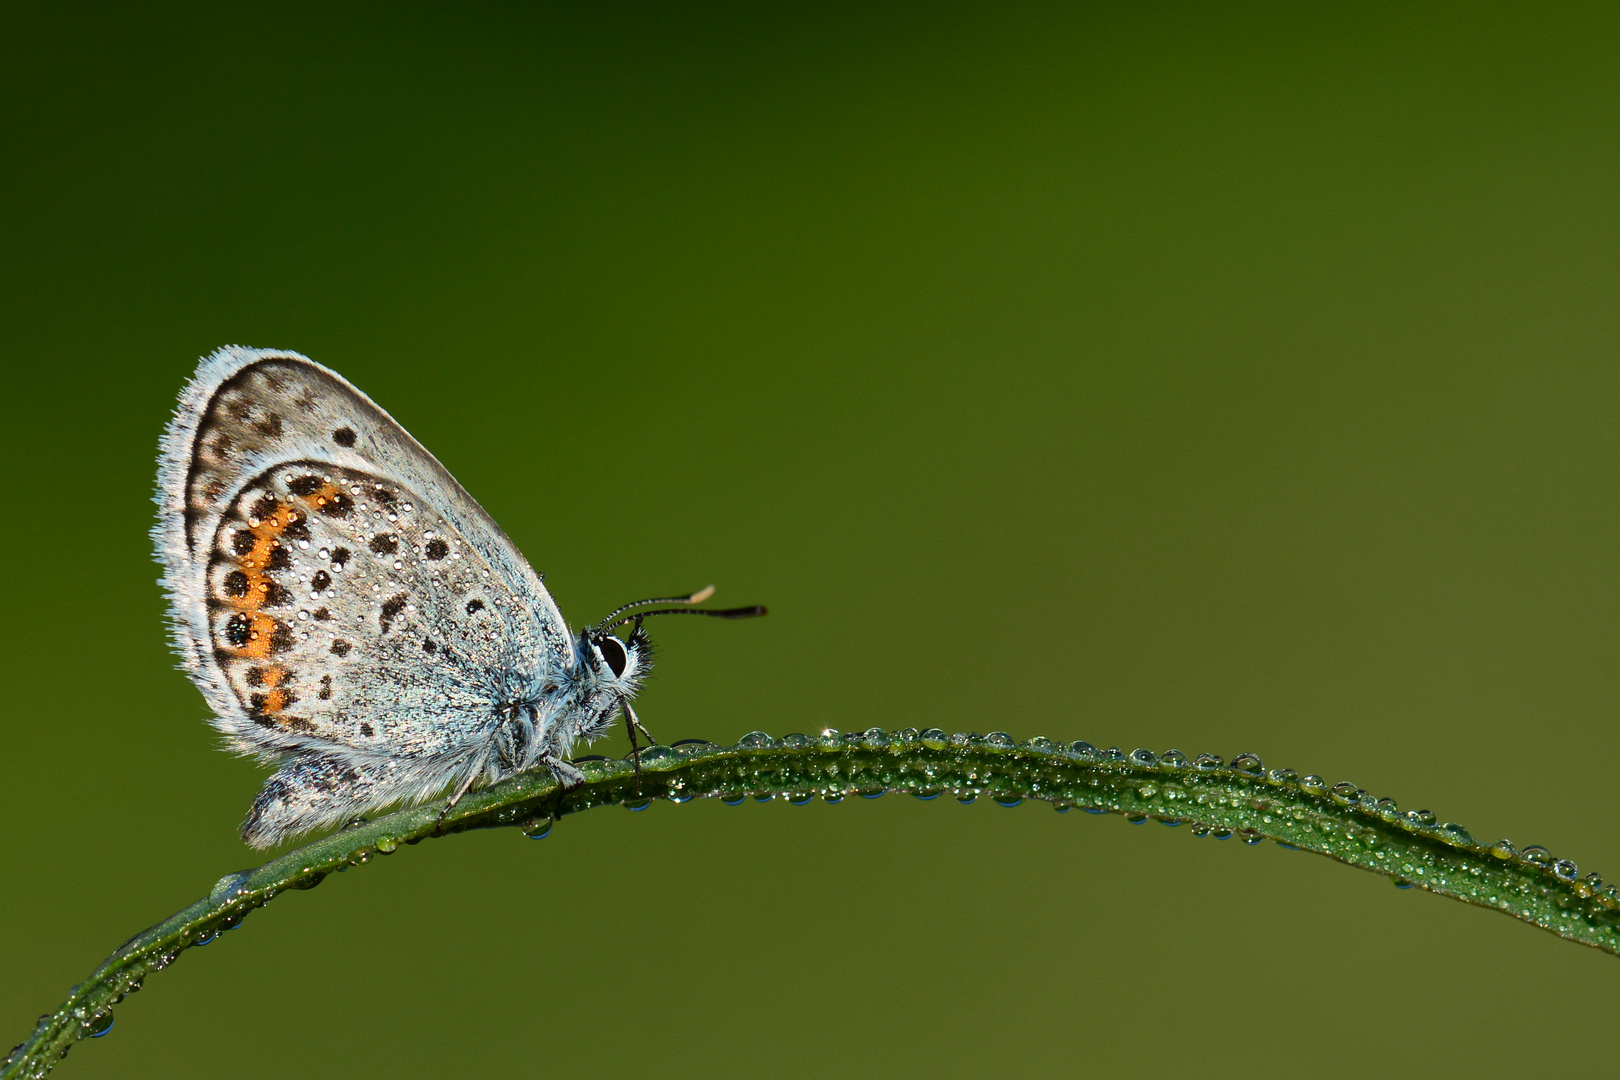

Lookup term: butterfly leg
[622,697,656,778]
[432,750,492,835]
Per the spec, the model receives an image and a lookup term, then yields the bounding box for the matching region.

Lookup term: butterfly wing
[154,346,572,774]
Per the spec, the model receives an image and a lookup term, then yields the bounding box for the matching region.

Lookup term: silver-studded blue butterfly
[154,347,763,847]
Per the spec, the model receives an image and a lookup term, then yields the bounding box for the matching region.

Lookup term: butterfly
[153,346,763,847]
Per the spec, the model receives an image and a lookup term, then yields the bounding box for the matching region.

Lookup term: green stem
[7,727,1618,1077]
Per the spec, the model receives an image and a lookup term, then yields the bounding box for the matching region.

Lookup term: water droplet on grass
[1230,753,1263,776]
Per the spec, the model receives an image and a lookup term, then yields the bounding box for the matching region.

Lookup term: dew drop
[1124,813,1148,824]
[1491,839,1518,860]
[1518,845,1554,868]
[1393,878,1414,890]
[84,1012,113,1039]
[1229,753,1263,776]
[914,790,942,800]
[522,819,553,839]
[995,796,1023,808]
[1193,753,1223,770]
[623,798,652,811]
[1299,775,1327,795]
[737,731,777,749]
[1159,749,1188,768]
[721,794,746,806]
[860,790,885,799]
[984,731,1015,748]
[209,871,250,902]
[1129,748,1157,766]
[375,835,399,854]
[1069,741,1099,760]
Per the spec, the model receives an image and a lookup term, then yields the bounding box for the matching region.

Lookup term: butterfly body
[154,347,650,847]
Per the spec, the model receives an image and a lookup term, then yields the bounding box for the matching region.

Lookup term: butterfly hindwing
[202,460,537,757]
[154,348,577,843]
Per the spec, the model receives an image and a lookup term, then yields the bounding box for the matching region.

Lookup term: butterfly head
[578,622,652,690]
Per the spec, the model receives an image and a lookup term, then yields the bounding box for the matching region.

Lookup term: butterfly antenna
[601,604,767,634]
[594,585,717,634]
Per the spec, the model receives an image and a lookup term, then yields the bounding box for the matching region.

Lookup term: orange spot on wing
[238,614,278,659]
[262,688,287,714]
[302,482,342,513]
[229,503,301,613]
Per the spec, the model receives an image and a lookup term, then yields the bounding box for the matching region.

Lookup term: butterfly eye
[595,635,628,678]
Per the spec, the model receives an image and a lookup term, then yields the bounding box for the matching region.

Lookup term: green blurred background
[4,2,1620,1075]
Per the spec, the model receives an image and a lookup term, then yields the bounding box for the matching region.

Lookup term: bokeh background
[4,3,1620,1076]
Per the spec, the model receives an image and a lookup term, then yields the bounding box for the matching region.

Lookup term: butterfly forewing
[156,348,571,755]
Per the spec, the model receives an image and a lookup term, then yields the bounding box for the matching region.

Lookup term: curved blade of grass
[8,727,1619,1077]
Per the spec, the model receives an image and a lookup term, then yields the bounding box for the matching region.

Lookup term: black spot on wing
[225,613,251,648]
[318,491,354,519]
[465,599,484,615]
[333,426,356,447]
[249,493,279,520]
[288,475,324,496]
[331,639,352,656]
[369,533,398,555]
[311,570,331,592]
[380,594,408,634]
[425,538,449,560]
